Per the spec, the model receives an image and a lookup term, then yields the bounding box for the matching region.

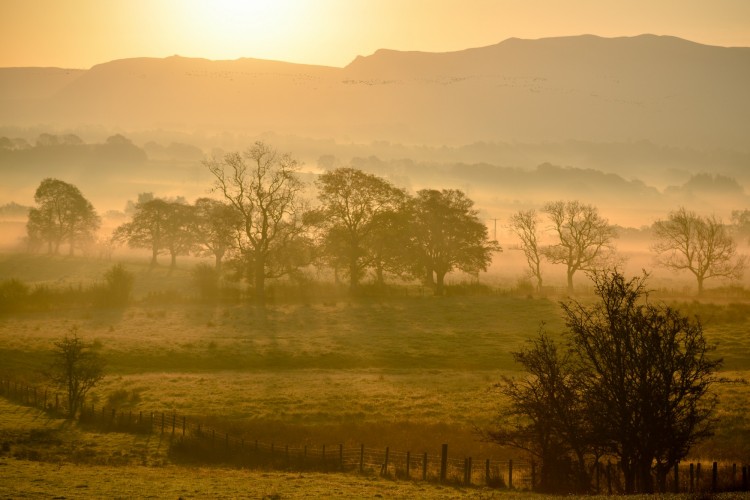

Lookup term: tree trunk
[536,274,543,292]
[348,254,359,292]
[697,275,704,295]
[169,250,177,270]
[566,268,575,294]
[435,271,446,296]
[150,246,158,267]
[214,252,223,274]
[254,256,266,303]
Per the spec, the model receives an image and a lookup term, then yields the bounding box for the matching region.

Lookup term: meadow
[1,252,749,496]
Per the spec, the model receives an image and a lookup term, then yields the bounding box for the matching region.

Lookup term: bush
[100,264,134,307]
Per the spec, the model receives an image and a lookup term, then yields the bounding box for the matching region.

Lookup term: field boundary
[2,377,749,494]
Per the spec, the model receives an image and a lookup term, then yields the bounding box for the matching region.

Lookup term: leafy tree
[204,142,310,302]
[48,328,105,418]
[509,209,544,291]
[652,207,746,294]
[409,189,500,295]
[191,197,239,274]
[315,168,407,290]
[113,198,171,266]
[542,201,615,293]
[161,201,195,270]
[26,178,100,255]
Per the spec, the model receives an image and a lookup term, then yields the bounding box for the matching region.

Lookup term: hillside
[1,35,748,150]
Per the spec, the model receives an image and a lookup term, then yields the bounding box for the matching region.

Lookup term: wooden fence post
[508,459,513,489]
[697,462,702,490]
[382,447,389,477]
[440,444,448,483]
[690,463,695,492]
[423,452,428,481]
[712,462,718,491]
[742,465,748,491]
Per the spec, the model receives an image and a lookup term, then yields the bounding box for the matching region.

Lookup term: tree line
[24,141,747,299]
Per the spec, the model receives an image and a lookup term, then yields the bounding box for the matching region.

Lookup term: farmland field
[1,253,750,493]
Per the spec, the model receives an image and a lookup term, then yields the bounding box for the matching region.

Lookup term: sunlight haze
[1,0,749,68]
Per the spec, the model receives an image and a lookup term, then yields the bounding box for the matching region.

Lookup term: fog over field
[2,1,750,497]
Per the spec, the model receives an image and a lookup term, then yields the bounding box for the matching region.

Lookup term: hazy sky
[1,0,749,69]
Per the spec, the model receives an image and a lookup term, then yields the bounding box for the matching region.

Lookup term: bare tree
[563,270,721,493]
[509,209,543,291]
[489,270,722,494]
[48,327,105,418]
[542,201,615,293]
[204,142,309,302]
[652,207,746,294]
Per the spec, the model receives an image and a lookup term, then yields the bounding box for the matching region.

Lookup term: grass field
[1,253,750,494]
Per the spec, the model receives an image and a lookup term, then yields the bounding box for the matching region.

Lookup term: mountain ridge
[1,34,748,151]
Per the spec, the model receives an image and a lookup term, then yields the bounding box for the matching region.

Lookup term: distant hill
[1,35,748,151]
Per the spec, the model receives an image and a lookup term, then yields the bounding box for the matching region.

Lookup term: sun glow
[167,0,322,62]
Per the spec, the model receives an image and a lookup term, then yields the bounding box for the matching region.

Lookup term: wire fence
[2,377,749,493]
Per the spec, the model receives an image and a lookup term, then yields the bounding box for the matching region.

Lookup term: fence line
[1,377,748,493]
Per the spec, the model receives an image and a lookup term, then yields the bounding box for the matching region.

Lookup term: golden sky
[1,0,749,69]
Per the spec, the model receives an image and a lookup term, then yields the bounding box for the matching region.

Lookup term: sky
[1,0,749,69]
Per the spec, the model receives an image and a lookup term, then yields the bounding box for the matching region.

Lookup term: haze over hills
[2,34,749,150]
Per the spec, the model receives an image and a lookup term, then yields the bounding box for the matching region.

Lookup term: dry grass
[1,254,749,466]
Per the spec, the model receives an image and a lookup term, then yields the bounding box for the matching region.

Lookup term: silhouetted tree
[191,197,239,274]
[652,207,746,294]
[204,142,310,302]
[48,327,105,418]
[315,168,407,290]
[509,209,544,291]
[489,270,721,494]
[487,330,593,493]
[161,201,195,270]
[565,270,721,493]
[542,201,615,293]
[113,198,171,266]
[409,189,500,295]
[26,178,100,255]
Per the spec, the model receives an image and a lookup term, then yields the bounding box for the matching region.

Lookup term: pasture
[1,253,749,493]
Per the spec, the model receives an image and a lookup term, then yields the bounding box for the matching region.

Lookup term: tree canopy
[27,178,100,255]
[409,189,500,295]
